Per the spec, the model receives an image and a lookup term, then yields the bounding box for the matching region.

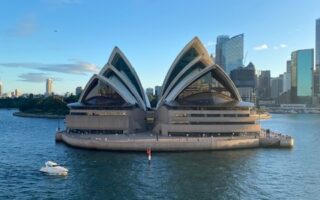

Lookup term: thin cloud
[279,44,287,48]
[0,60,100,75]
[18,73,62,82]
[8,14,37,37]
[273,44,287,50]
[205,41,215,47]
[253,44,268,51]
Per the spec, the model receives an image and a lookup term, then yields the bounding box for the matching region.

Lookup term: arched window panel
[83,79,126,106]
[111,53,144,99]
[175,71,234,106]
[163,47,199,92]
[166,61,206,96]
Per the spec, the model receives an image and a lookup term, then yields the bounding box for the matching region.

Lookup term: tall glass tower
[215,34,244,75]
[291,49,314,102]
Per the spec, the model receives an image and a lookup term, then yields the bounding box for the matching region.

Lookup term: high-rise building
[146,88,153,97]
[76,87,82,96]
[286,60,292,73]
[283,72,291,93]
[291,49,314,103]
[215,34,244,75]
[230,62,256,103]
[0,82,2,97]
[257,70,271,99]
[154,86,161,98]
[46,78,53,96]
[14,89,20,97]
[316,18,320,69]
[215,35,230,71]
[271,76,283,99]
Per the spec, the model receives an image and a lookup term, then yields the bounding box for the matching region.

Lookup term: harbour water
[0,109,319,199]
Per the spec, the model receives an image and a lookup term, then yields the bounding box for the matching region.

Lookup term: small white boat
[40,161,68,176]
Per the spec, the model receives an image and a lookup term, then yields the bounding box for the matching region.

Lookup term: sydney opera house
[58,37,283,151]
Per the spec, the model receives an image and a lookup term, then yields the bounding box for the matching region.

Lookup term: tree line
[0,94,79,115]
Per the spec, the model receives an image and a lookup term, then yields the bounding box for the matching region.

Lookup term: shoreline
[13,111,65,119]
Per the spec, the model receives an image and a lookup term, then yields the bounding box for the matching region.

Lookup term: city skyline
[0,0,320,94]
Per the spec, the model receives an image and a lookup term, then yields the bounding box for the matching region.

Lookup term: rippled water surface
[0,109,320,199]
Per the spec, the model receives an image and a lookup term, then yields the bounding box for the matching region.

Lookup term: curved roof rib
[157,56,205,108]
[162,64,241,106]
[161,37,213,96]
[79,74,138,107]
[99,47,149,108]
[103,64,147,110]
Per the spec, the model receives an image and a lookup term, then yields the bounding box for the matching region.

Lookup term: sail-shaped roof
[161,37,213,96]
[157,37,241,108]
[100,47,150,109]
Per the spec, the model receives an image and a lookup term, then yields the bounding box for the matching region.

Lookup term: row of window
[67,129,123,134]
[168,132,259,137]
[175,113,250,117]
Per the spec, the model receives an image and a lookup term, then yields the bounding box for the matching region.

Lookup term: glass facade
[291,49,314,98]
[83,79,125,106]
[176,71,233,105]
[110,53,143,99]
[163,47,199,93]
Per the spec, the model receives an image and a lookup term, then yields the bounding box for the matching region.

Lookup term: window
[176,71,233,105]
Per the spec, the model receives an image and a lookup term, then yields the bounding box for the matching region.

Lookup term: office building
[154,86,162,98]
[230,62,256,103]
[46,78,53,96]
[215,34,244,75]
[291,49,314,103]
[257,70,271,99]
[146,88,154,97]
[75,87,82,96]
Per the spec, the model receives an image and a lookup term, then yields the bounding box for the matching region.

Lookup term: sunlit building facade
[215,34,244,75]
[291,49,314,102]
[65,38,260,140]
[155,37,260,138]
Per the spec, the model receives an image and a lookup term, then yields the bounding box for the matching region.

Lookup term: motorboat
[40,161,68,176]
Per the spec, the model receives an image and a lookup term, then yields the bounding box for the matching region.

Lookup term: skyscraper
[0,82,2,97]
[291,49,314,103]
[258,70,271,99]
[46,78,53,96]
[76,86,82,96]
[154,85,162,98]
[215,34,244,75]
[215,35,229,71]
[316,18,320,69]
[230,62,256,103]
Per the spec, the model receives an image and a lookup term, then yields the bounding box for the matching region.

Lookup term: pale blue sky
[0,0,319,94]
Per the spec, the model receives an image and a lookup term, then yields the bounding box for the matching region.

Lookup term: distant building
[316,18,320,69]
[271,76,283,99]
[146,88,154,97]
[154,86,161,98]
[75,87,82,96]
[291,49,314,103]
[215,35,230,71]
[286,60,292,73]
[283,72,291,93]
[215,34,244,74]
[313,18,320,104]
[14,89,20,97]
[0,82,2,97]
[257,70,271,99]
[46,78,53,96]
[230,62,256,103]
